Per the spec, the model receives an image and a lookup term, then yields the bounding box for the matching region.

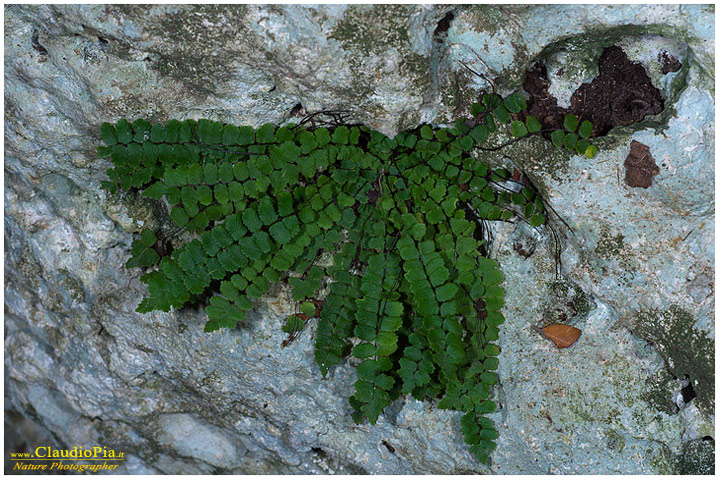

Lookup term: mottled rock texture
[5,4,714,474]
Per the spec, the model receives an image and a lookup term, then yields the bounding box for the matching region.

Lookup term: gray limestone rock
[5,4,714,475]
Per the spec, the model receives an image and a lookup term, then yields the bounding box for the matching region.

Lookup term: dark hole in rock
[681,378,697,404]
[311,447,324,455]
[624,140,660,188]
[381,440,396,453]
[97,35,110,53]
[433,11,455,40]
[659,50,682,74]
[358,130,371,150]
[152,237,173,258]
[524,45,665,136]
[290,103,304,117]
[30,29,48,55]
[702,436,714,442]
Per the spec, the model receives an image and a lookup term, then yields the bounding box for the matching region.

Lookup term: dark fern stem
[98,92,598,466]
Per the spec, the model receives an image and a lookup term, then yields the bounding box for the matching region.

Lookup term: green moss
[460,6,534,88]
[329,5,413,56]
[542,281,593,325]
[401,52,433,84]
[603,429,626,452]
[540,23,692,68]
[328,4,433,123]
[150,5,252,97]
[58,269,86,304]
[462,5,507,37]
[645,369,677,415]
[595,230,625,257]
[648,445,676,475]
[634,305,714,417]
[676,439,715,475]
[437,71,481,124]
[546,349,681,443]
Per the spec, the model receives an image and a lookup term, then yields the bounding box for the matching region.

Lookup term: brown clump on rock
[571,46,665,133]
[523,46,665,137]
[658,50,682,74]
[624,140,660,189]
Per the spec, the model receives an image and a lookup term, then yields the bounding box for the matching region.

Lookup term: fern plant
[99,93,596,465]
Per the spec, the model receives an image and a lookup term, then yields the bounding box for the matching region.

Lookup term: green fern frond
[100,95,599,465]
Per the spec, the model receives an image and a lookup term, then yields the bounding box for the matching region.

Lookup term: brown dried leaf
[541,324,582,349]
[624,140,659,189]
[310,298,324,317]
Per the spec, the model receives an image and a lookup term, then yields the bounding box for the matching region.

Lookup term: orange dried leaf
[541,324,581,349]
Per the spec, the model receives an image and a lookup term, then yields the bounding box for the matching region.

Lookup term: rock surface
[4,4,714,475]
